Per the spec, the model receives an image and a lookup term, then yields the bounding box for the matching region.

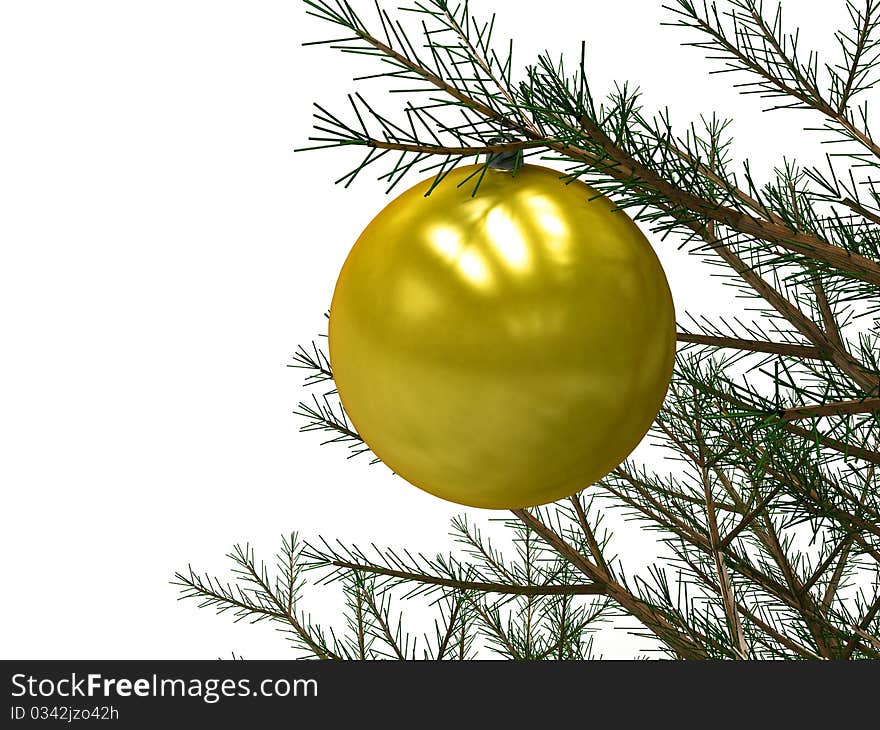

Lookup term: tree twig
[326,559,605,596]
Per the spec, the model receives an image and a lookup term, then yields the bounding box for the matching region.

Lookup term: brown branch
[179,580,289,623]
[854,628,880,652]
[327,559,605,596]
[717,429,880,542]
[703,385,880,465]
[855,535,880,565]
[573,114,880,290]
[737,605,823,661]
[745,4,880,159]
[676,332,827,359]
[695,403,749,658]
[600,472,812,608]
[776,397,880,421]
[241,561,341,660]
[711,424,880,657]
[821,539,853,614]
[357,584,407,660]
[743,502,835,657]
[842,593,880,659]
[841,196,880,226]
[660,414,836,657]
[604,464,862,655]
[665,138,785,225]
[469,600,522,659]
[812,276,844,348]
[605,453,878,657]
[718,485,784,551]
[367,139,542,156]
[440,7,541,137]
[512,508,714,659]
[817,464,876,612]
[607,468,742,514]
[780,421,880,465]
[608,465,712,548]
[435,596,462,660]
[667,210,878,393]
[690,4,880,160]
[568,494,610,574]
[685,559,823,660]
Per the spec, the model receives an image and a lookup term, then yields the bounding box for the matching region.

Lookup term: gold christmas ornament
[329,164,675,509]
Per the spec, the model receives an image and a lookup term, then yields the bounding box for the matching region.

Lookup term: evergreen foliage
[176,0,880,659]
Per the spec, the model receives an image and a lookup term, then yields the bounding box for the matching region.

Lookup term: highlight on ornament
[329,163,676,510]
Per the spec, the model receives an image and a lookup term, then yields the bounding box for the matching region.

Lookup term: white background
[0,0,841,658]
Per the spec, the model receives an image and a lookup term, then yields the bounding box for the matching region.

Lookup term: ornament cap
[487,137,520,171]
[488,149,519,171]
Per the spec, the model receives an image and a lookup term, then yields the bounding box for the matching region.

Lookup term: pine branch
[570,112,880,286]
[676,332,828,358]
[431,594,465,660]
[179,0,880,661]
[619,381,880,657]
[568,494,611,575]
[604,448,840,631]
[776,396,880,420]
[682,557,824,659]
[667,0,880,156]
[695,225,877,393]
[513,508,716,659]
[842,591,880,658]
[716,428,880,542]
[308,0,880,289]
[290,342,333,385]
[174,539,344,660]
[693,396,750,657]
[319,558,605,596]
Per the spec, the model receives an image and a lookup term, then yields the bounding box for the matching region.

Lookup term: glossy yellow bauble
[329,164,675,510]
